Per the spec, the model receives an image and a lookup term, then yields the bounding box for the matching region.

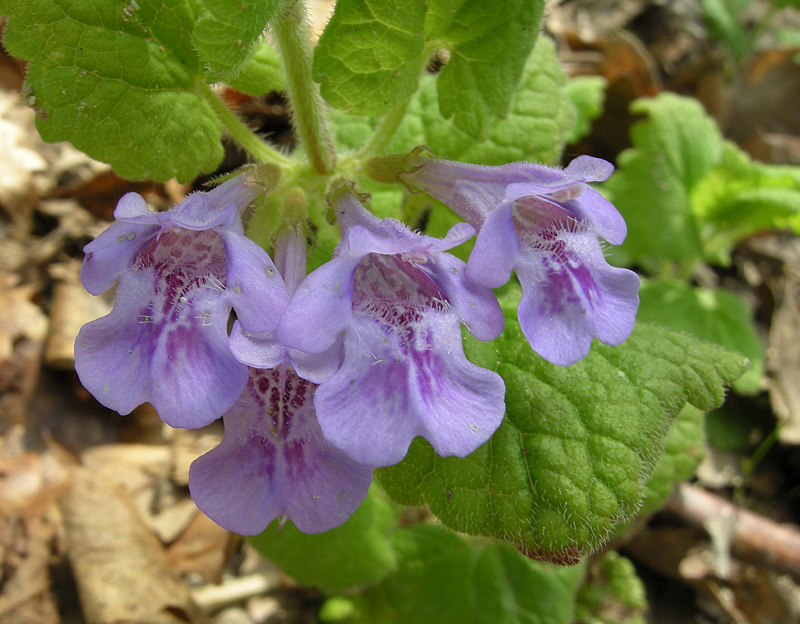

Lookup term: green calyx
[363,147,433,185]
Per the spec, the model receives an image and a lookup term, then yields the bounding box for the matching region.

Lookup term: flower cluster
[75,155,639,535]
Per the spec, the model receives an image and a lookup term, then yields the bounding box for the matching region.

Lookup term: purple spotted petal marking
[277,188,505,467]
[189,366,373,534]
[404,155,640,365]
[75,174,287,428]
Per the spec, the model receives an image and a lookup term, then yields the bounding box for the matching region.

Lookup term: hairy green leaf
[603,94,718,265]
[575,552,647,624]
[564,75,606,144]
[352,524,583,624]
[605,93,800,269]
[192,0,280,82]
[313,0,427,116]
[427,0,544,137]
[637,279,762,394]
[379,319,746,561]
[247,487,398,593]
[640,403,705,514]
[330,36,574,165]
[315,0,546,139]
[1,0,223,181]
[226,40,286,95]
[692,143,800,265]
[375,35,574,164]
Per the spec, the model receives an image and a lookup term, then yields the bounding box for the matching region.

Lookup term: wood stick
[664,482,800,580]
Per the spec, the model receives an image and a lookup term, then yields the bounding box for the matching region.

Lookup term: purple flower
[188,365,373,535]
[404,155,640,366]
[75,175,289,428]
[228,225,343,383]
[276,188,506,468]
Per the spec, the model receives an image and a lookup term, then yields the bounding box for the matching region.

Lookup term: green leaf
[329,108,378,152]
[776,27,800,49]
[314,0,546,138]
[312,0,427,116]
[378,319,747,561]
[391,36,576,165]
[192,0,280,82]
[247,486,399,593]
[330,35,574,166]
[563,75,606,144]
[637,279,762,394]
[701,0,750,59]
[2,0,223,182]
[575,552,648,624]
[225,40,286,95]
[691,142,800,265]
[640,403,705,514]
[605,93,800,268]
[353,524,583,624]
[428,0,544,138]
[603,93,721,265]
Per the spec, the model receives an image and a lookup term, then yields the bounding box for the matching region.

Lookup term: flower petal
[80,221,158,295]
[314,315,506,467]
[564,154,614,183]
[220,230,289,334]
[113,192,158,222]
[75,269,248,425]
[229,324,288,370]
[188,368,372,535]
[151,298,249,428]
[74,293,152,416]
[515,235,640,366]
[565,185,627,245]
[465,201,519,289]
[274,226,308,296]
[277,256,361,354]
[428,253,503,342]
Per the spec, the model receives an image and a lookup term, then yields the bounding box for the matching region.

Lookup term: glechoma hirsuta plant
[2,0,752,618]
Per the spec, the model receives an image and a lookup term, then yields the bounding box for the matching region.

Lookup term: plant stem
[359,97,412,158]
[198,82,293,167]
[273,0,336,174]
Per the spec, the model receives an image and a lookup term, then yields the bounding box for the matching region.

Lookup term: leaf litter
[3,1,800,623]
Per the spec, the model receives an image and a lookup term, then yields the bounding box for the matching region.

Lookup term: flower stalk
[359,97,412,159]
[273,0,337,174]
[197,82,293,167]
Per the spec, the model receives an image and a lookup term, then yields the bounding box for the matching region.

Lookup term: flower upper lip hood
[74,175,291,429]
[403,155,640,367]
[275,187,506,468]
[403,154,623,242]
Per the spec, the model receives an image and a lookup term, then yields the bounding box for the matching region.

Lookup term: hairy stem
[273,0,336,174]
[198,83,293,167]
[359,97,412,158]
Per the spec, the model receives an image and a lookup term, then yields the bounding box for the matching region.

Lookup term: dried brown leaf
[0,276,48,427]
[59,467,208,624]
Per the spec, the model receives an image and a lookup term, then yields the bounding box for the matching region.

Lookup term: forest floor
[2,1,800,623]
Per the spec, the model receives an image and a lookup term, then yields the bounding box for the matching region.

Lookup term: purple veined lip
[189,365,373,535]
[276,188,507,468]
[403,155,640,366]
[74,174,290,429]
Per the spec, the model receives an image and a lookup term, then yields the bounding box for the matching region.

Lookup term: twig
[190,572,285,612]
[664,482,800,581]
